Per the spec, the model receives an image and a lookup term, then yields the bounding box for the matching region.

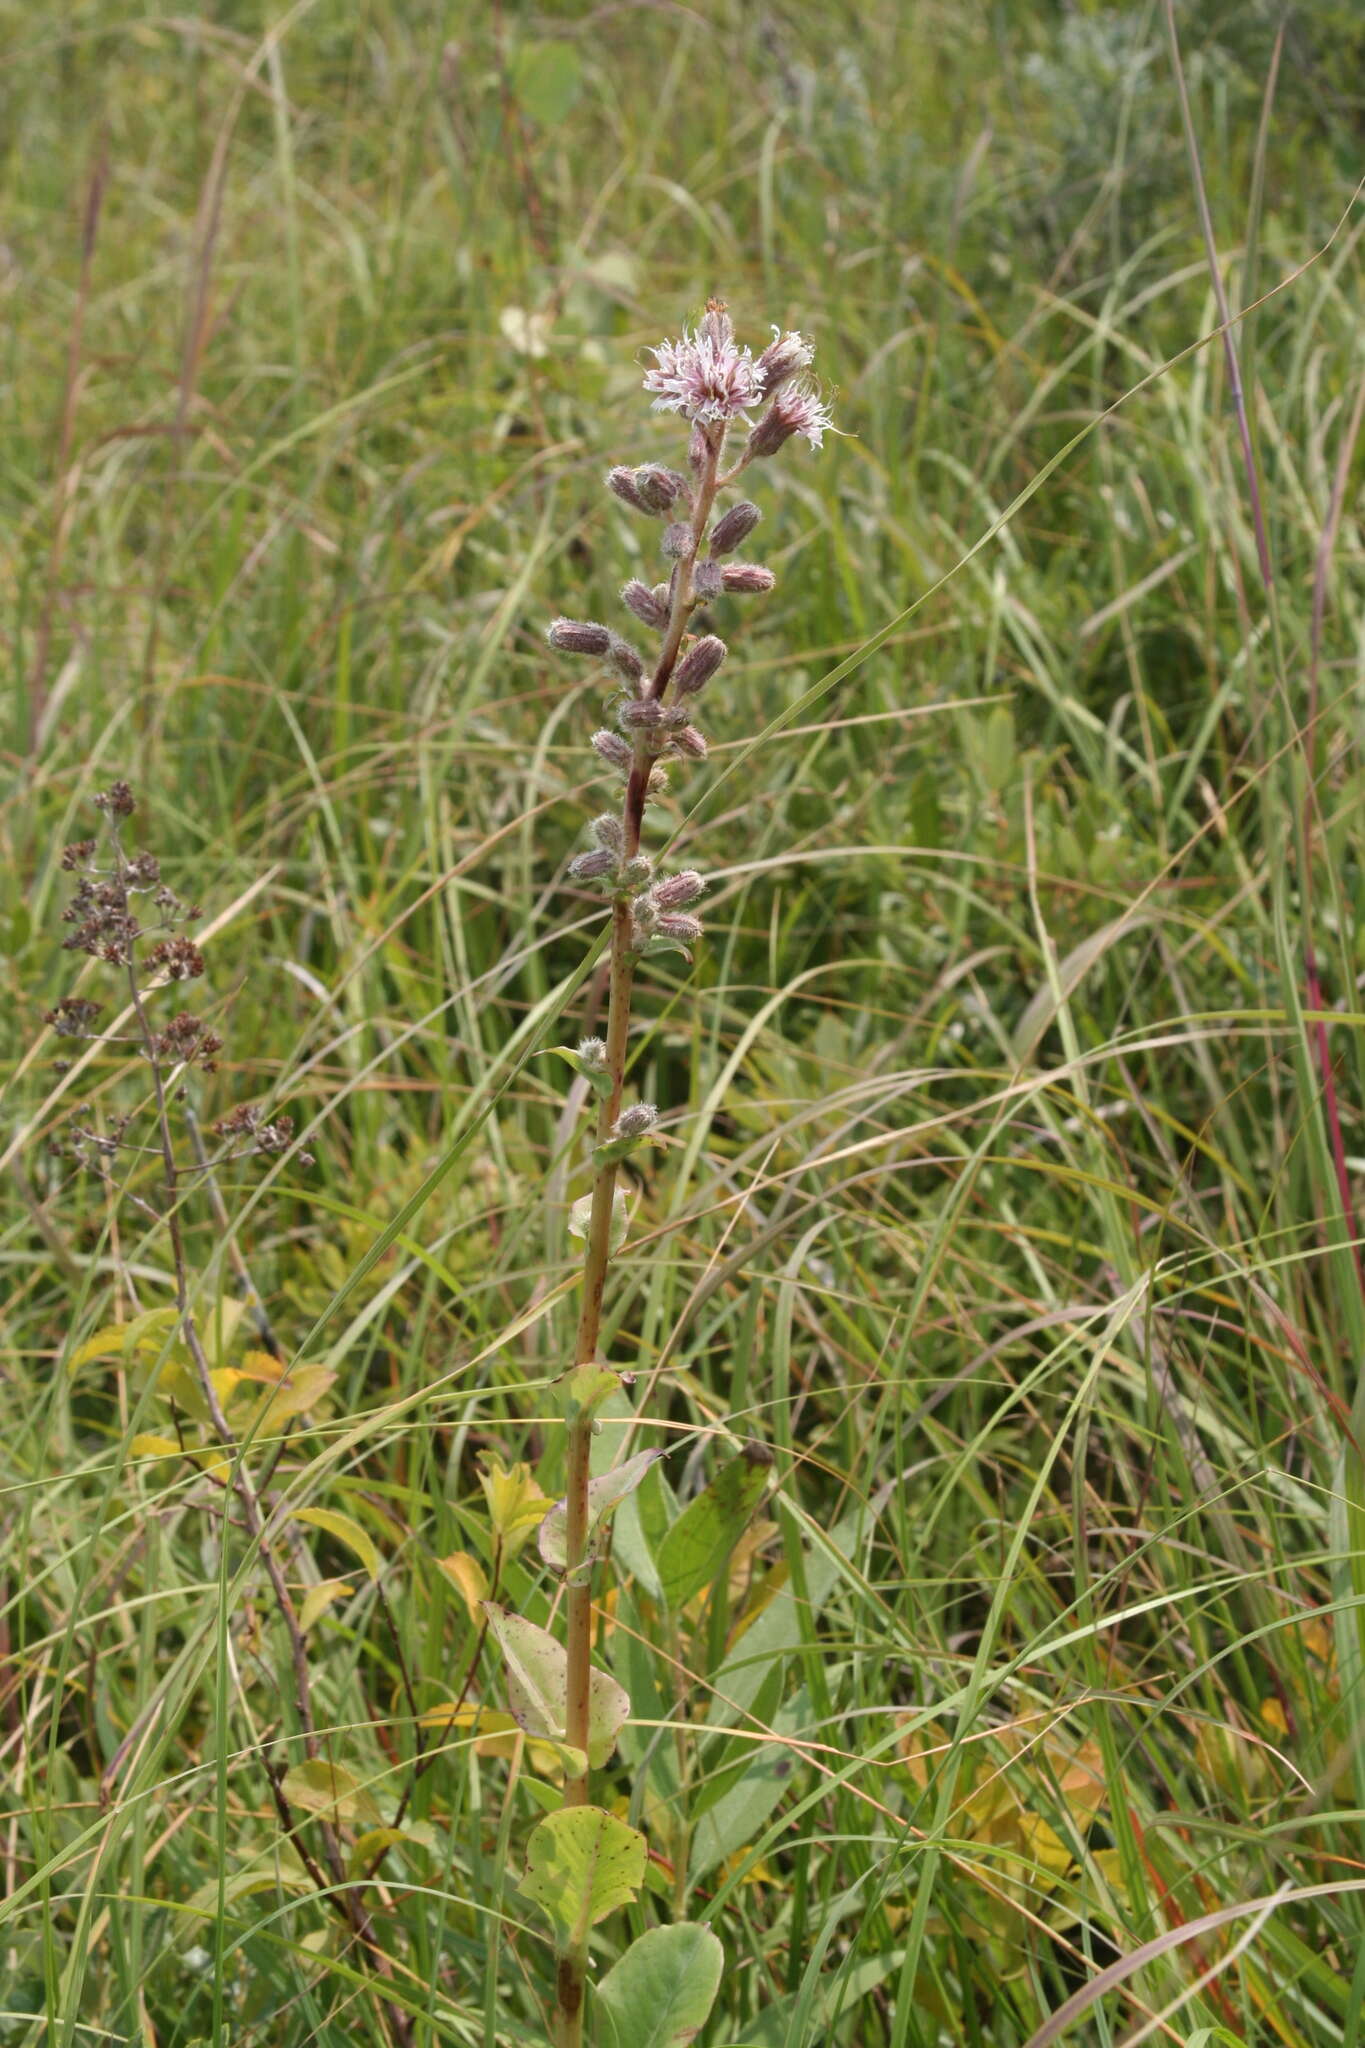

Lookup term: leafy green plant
[482,303,833,2046]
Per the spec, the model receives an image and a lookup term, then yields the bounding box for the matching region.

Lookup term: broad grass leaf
[655,1455,770,1612]
[595,1922,724,2048]
[517,1807,645,1948]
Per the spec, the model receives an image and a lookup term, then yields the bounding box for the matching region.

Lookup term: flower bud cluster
[545,305,831,998]
[628,869,706,954]
[606,465,690,516]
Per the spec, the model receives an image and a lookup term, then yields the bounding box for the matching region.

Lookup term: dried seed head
[547,617,612,656]
[93,781,136,819]
[653,869,704,910]
[621,579,670,630]
[145,936,206,981]
[591,729,634,773]
[673,635,727,696]
[661,522,691,561]
[613,1102,658,1140]
[45,996,104,1038]
[709,500,762,555]
[589,814,625,854]
[568,847,617,881]
[721,563,776,594]
[693,560,724,599]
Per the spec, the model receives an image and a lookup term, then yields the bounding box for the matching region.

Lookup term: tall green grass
[3,2,1365,2042]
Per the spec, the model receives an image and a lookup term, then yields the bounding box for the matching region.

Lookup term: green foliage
[518,1807,647,1949]
[595,1923,724,2048]
[5,0,1365,2042]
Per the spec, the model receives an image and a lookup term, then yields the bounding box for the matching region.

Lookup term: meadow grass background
[4,1,1365,2042]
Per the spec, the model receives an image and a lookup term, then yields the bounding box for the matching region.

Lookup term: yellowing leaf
[247,1364,336,1435]
[280,1758,381,1827]
[300,1579,353,1632]
[483,1605,628,1770]
[293,1507,381,1582]
[437,1550,488,1620]
[130,1434,184,1460]
[420,1701,565,1777]
[68,1306,179,1373]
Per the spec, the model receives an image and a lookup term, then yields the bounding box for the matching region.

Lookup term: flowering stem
[538,303,828,2048]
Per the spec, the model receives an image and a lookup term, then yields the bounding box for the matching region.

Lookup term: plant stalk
[553,432,723,2045]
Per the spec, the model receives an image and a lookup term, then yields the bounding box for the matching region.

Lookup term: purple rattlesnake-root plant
[485,301,832,2048]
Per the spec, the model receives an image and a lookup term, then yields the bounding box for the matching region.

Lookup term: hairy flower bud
[634,465,689,514]
[619,698,687,743]
[671,725,709,760]
[614,1102,658,1140]
[589,815,625,854]
[548,617,612,655]
[621,579,670,630]
[693,560,724,599]
[607,635,645,685]
[709,500,762,555]
[656,911,704,945]
[620,854,654,889]
[673,635,727,696]
[755,328,815,398]
[606,466,647,512]
[661,521,691,560]
[721,563,775,594]
[591,728,634,772]
[578,1036,608,1069]
[653,869,704,910]
[568,847,616,881]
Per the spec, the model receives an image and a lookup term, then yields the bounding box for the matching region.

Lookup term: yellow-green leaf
[280,1758,381,1827]
[299,1579,353,1632]
[518,1807,645,1949]
[293,1507,381,1582]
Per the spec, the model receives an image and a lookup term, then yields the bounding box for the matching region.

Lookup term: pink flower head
[755,328,815,398]
[747,379,835,457]
[643,315,763,426]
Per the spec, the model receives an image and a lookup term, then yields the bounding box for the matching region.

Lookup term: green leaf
[556,1363,624,1425]
[596,1923,724,2048]
[568,1187,629,1256]
[655,1453,771,1612]
[293,1506,381,1582]
[539,1450,665,1575]
[517,1807,645,1949]
[509,41,582,128]
[483,1607,629,1769]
